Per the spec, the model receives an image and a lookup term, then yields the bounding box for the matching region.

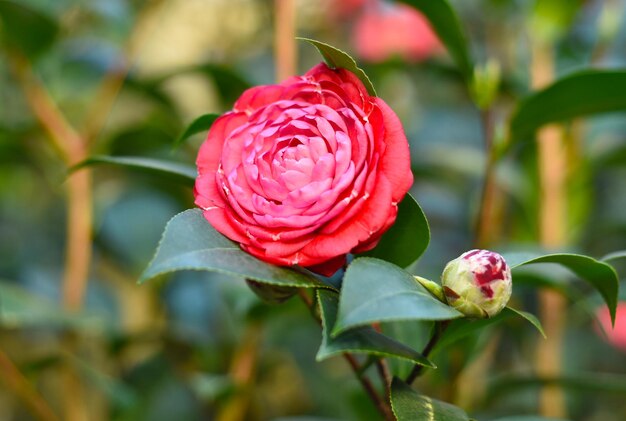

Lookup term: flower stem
[376,358,392,399]
[344,354,395,421]
[475,108,501,248]
[11,54,92,421]
[216,324,262,421]
[405,321,449,385]
[297,290,394,421]
[531,37,567,419]
[81,0,166,147]
[0,349,60,421]
[274,0,297,82]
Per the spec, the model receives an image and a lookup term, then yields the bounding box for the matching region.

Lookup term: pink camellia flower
[194,63,413,276]
[596,303,626,352]
[442,249,512,318]
[352,2,441,63]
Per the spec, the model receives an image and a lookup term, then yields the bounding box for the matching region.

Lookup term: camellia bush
[132,38,620,420]
[1,0,626,421]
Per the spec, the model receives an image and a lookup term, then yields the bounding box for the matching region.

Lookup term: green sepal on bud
[414,276,445,302]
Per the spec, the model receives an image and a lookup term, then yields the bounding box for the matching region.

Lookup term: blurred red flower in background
[352,1,441,63]
[596,302,626,352]
[329,0,371,20]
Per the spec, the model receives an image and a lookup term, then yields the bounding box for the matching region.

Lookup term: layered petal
[194,62,413,275]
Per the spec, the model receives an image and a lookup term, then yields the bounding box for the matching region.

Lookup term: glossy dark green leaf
[512,271,601,324]
[382,320,434,379]
[298,38,377,96]
[174,113,220,147]
[0,1,58,59]
[510,71,626,142]
[505,307,545,338]
[391,378,470,421]
[434,307,544,353]
[361,193,430,268]
[398,0,474,81]
[504,252,619,324]
[245,279,297,304]
[316,290,435,367]
[333,258,462,336]
[140,209,332,290]
[71,156,196,186]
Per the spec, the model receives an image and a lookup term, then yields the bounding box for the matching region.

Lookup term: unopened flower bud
[441,249,512,318]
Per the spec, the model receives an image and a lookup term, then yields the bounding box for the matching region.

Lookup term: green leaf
[504,252,619,324]
[434,307,545,353]
[361,193,430,268]
[140,209,332,290]
[490,417,568,421]
[390,378,470,421]
[0,1,58,59]
[200,65,251,106]
[505,307,546,338]
[316,290,435,367]
[602,250,626,263]
[155,63,252,107]
[71,156,196,186]
[532,0,583,43]
[298,37,377,96]
[510,70,626,142]
[174,113,220,147]
[397,0,474,81]
[70,354,137,409]
[180,63,252,108]
[486,372,626,405]
[0,282,104,331]
[245,279,297,304]
[333,258,462,336]
[511,271,600,325]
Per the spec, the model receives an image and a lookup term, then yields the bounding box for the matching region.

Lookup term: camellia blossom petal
[194,63,413,276]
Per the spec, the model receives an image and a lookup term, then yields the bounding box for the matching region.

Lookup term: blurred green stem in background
[274,0,296,82]
[10,52,92,421]
[216,324,263,421]
[475,107,501,248]
[0,349,60,421]
[4,2,168,419]
[531,35,568,421]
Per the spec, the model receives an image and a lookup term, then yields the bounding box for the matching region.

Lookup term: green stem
[475,108,499,248]
[297,290,394,420]
[405,321,450,385]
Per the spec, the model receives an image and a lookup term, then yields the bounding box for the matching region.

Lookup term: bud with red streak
[441,249,512,318]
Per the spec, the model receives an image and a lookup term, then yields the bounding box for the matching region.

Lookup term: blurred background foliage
[1,0,626,420]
